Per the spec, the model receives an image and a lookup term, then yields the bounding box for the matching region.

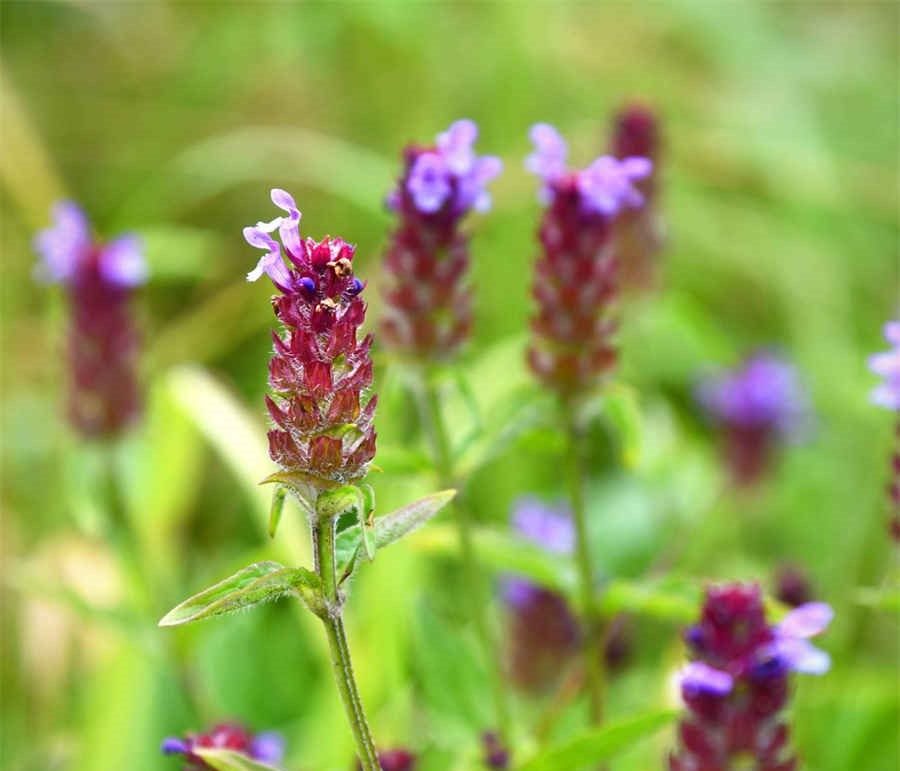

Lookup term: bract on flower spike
[33,201,146,438]
[670,583,832,770]
[161,723,284,770]
[868,320,900,541]
[608,102,665,291]
[525,123,652,395]
[381,119,502,360]
[244,189,376,486]
[697,352,809,486]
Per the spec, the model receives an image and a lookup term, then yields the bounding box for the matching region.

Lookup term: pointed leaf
[269,486,286,539]
[194,748,283,771]
[159,561,321,627]
[516,709,676,771]
[336,489,456,577]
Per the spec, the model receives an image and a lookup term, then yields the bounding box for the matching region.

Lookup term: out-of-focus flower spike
[161,723,285,770]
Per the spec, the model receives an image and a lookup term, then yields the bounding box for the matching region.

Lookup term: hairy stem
[312,515,380,771]
[562,399,606,724]
[417,372,512,744]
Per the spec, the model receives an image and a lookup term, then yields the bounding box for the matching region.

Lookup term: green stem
[417,372,512,744]
[562,399,606,724]
[312,516,380,771]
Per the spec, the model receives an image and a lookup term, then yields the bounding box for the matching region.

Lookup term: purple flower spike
[869,321,900,410]
[679,661,734,697]
[162,723,285,770]
[407,152,452,214]
[34,201,92,283]
[511,497,574,555]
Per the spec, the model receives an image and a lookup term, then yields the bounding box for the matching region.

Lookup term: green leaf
[336,489,456,577]
[855,585,900,613]
[159,561,321,627]
[268,486,286,539]
[599,578,700,624]
[516,709,677,771]
[194,748,283,771]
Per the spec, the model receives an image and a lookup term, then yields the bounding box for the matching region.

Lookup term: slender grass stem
[416,371,512,744]
[312,516,380,771]
[561,399,606,724]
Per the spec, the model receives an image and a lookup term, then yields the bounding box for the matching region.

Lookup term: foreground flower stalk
[525,123,652,723]
[243,189,379,768]
[670,583,832,770]
[381,120,511,741]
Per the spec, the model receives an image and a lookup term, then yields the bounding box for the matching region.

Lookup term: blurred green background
[2,2,898,770]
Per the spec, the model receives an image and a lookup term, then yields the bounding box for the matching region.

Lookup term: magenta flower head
[525,124,652,396]
[381,119,502,360]
[697,352,809,486]
[162,723,285,770]
[34,201,146,438]
[244,189,376,486]
[608,103,665,291]
[670,584,832,771]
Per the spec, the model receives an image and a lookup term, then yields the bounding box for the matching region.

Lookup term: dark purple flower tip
[298,276,317,295]
[511,496,574,555]
[347,277,365,296]
[749,653,788,682]
[679,662,734,697]
[869,320,900,410]
[499,575,543,608]
[482,731,510,769]
[161,737,190,755]
[684,625,705,650]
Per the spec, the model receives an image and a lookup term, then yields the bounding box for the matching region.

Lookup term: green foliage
[516,710,677,771]
[159,562,322,626]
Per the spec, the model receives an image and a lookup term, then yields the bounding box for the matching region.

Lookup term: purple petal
[436,119,478,175]
[243,226,292,287]
[250,731,285,763]
[270,188,303,259]
[525,123,567,183]
[869,351,900,379]
[161,737,189,756]
[577,155,649,216]
[620,156,653,178]
[885,321,900,346]
[767,637,831,675]
[777,602,833,639]
[457,155,503,214]
[33,201,91,283]
[499,576,542,608]
[99,235,147,287]
[680,662,734,696]
[871,383,900,411]
[407,152,452,214]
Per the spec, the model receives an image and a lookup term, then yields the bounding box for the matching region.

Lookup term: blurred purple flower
[679,661,734,697]
[161,723,284,770]
[869,321,900,410]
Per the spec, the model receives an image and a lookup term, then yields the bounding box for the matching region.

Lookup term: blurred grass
[1,2,898,770]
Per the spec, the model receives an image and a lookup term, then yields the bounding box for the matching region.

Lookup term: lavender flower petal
[680,661,734,696]
[511,497,574,555]
[407,152,452,213]
[33,200,91,283]
[525,123,568,183]
[99,235,147,287]
[436,118,478,175]
[766,637,831,675]
[161,737,190,755]
[869,322,900,410]
[776,602,833,639]
[250,731,285,763]
[270,188,303,259]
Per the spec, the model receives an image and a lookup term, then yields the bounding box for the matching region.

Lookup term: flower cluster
[244,189,376,485]
[670,584,832,771]
[868,320,900,540]
[608,103,665,291]
[381,119,502,360]
[161,723,284,770]
[525,123,652,395]
[697,353,808,486]
[34,201,146,438]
